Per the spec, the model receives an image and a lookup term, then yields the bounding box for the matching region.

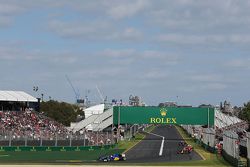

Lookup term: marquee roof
[0,91,38,102]
[215,109,242,129]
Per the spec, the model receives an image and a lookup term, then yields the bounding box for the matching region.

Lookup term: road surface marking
[159,137,165,156]
[145,132,165,156]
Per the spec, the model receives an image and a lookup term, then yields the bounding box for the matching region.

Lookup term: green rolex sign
[113,106,214,126]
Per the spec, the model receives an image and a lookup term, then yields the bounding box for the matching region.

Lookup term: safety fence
[247,133,250,167]
[222,131,241,167]
[182,125,247,167]
[202,128,215,148]
[0,144,115,152]
[0,131,115,146]
[223,131,239,159]
[182,125,219,162]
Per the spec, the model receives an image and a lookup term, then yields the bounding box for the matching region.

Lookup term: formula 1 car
[177,145,193,154]
[178,141,187,146]
[99,153,126,162]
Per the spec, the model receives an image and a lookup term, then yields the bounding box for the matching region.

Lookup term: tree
[239,101,250,128]
[40,100,83,126]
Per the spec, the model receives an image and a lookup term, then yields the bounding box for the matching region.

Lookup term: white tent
[0,90,38,102]
[84,104,105,118]
[215,108,243,129]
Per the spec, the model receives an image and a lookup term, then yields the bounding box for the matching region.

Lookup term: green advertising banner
[113,106,214,126]
[0,145,115,152]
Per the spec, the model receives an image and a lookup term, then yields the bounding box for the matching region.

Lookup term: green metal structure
[113,106,214,126]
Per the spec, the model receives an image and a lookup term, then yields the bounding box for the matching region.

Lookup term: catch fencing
[223,131,239,159]
[202,128,215,148]
[247,132,250,166]
[0,131,115,147]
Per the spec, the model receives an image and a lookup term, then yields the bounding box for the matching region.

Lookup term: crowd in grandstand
[0,109,68,140]
[0,109,112,146]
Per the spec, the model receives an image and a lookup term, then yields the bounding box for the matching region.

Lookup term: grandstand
[0,90,113,147]
[215,108,248,136]
[0,90,39,111]
[70,103,113,132]
[186,108,248,140]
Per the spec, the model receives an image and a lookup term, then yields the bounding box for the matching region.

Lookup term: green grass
[117,125,156,152]
[0,149,125,163]
[144,125,156,133]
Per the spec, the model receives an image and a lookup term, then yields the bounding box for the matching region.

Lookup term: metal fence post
[55,133,58,147]
[97,131,99,146]
[40,131,43,146]
[111,130,114,144]
[9,131,12,147]
[69,134,72,147]
[25,135,27,147]
[106,132,108,144]
[83,133,86,146]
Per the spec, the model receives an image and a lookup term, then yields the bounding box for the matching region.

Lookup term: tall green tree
[239,101,250,125]
[40,100,83,126]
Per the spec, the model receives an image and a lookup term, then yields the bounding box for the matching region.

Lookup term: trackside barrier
[0,144,115,152]
[181,125,216,153]
[202,128,215,148]
[247,133,250,167]
[222,150,239,167]
[223,131,241,167]
[200,141,216,153]
[223,131,239,159]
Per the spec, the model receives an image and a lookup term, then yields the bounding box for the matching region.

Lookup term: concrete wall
[202,128,215,147]
[223,131,239,159]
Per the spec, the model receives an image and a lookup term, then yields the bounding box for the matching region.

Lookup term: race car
[99,155,111,162]
[177,144,193,154]
[178,141,186,146]
[99,153,126,162]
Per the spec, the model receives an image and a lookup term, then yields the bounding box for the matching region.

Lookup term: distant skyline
[0,0,250,106]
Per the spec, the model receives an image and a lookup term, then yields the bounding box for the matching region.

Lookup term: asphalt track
[125,125,202,163]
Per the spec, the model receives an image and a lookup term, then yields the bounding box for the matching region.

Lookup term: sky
[0,0,250,106]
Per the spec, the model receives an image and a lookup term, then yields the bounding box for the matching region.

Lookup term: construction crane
[65,75,82,104]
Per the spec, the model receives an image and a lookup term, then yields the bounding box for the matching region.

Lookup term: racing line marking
[159,137,165,156]
[145,132,165,156]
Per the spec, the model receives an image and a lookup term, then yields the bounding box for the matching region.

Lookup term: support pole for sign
[118,106,120,141]
[207,108,210,128]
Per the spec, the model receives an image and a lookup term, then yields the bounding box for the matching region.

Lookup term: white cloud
[0,44,78,65]
[0,16,12,27]
[190,74,222,82]
[157,34,250,45]
[142,71,170,79]
[48,20,143,41]
[225,58,250,69]
[200,83,228,90]
[180,82,227,92]
[99,48,179,64]
[0,46,36,60]
[100,48,136,58]
[148,0,250,30]
[107,0,150,19]
[0,3,24,15]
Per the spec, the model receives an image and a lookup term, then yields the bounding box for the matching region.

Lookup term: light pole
[33,86,39,98]
[41,93,44,102]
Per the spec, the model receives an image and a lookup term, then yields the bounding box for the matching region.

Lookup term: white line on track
[145,132,165,156]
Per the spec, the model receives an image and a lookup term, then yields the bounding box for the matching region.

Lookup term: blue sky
[0,0,250,106]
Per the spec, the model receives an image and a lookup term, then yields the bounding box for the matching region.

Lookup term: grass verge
[0,149,125,163]
[117,125,156,152]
